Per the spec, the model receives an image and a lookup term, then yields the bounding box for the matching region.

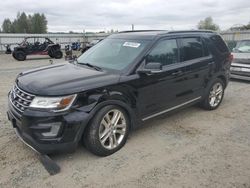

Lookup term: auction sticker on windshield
[123,42,141,48]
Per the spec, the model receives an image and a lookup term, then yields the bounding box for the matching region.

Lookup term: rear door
[178,36,213,99]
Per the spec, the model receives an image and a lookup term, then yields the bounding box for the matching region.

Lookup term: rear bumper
[7,100,90,154]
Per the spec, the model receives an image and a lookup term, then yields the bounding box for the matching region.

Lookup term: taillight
[228,53,234,62]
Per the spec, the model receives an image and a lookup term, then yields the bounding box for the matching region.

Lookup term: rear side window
[210,35,229,53]
[180,37,203,61]
[146,39,178,66]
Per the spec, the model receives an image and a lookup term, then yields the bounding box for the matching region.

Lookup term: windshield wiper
[76,61,102,71]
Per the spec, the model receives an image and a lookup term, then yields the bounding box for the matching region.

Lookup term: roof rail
[167,30,215,34]
[119,30,166,33]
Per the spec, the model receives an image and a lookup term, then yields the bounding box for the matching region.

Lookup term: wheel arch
[203,72,228,100]
[14,48,26,53]
[86,99,137,131]
[217,75,227,87]
[75,85,139,142]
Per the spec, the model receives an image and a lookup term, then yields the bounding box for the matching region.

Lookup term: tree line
[1,13,250,33]
[197,16,250,31]
[1,12,47,33]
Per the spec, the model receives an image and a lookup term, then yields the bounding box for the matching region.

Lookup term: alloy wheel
[99,109,127,150]
[209,82,224,107]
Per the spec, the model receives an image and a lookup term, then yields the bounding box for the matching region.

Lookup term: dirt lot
[0,54,250,188]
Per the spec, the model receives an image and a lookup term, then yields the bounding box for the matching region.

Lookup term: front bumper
[230,63,250,81]
[7,99,90,154]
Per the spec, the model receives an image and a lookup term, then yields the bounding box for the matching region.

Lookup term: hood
[17,63,120,96]
[232,52,250,64]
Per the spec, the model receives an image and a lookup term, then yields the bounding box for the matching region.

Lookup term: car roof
[109,30,216,40]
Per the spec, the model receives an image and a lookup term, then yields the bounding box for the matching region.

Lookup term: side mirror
[137,62,163,74]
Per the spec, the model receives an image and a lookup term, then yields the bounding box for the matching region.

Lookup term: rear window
[180,37,203,61]
[210,35,229,53]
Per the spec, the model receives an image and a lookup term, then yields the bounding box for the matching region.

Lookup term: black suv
[7,30,232,156]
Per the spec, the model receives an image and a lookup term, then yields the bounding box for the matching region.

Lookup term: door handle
[171,70,183,76]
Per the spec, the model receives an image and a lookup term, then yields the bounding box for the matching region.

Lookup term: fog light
[39,122,62,137]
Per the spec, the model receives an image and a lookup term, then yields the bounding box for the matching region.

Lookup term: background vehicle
[12,37,63,61]
[7,30,231,157]
[71,41,81,51]
[81,39,103,53]
[230,40,250,81]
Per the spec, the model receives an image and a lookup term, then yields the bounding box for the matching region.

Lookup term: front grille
[9,85,35,113]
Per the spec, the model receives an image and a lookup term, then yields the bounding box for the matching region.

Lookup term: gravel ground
[0,54,250,188]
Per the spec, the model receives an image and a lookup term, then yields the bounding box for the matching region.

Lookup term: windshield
[77,38,149,71]
[234,41,250,53]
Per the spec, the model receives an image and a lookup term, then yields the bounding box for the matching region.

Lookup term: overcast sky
[0,0,250,32]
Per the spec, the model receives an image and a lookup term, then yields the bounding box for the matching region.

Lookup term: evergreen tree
[197,17,220,31]
[17,12,30,33]
[31,13,47,33]
[1,12,48,33]
[2,18,12,33]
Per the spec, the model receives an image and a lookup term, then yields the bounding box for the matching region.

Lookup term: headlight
[30,94,77,111]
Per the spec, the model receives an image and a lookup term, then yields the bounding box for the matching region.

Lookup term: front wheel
[48,50,54,58]
[13,51,26,61]
[84,105,130,156]
[200,78,225,110]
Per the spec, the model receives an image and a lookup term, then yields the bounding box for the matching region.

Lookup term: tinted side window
[210,35,229,53]
[146,39,178,66]
[180,37,203,61]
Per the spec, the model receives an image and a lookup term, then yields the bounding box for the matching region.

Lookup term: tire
[13,51,26,61]
[12,52,16,59]
[48,51,54,58]
[84,105,130,156]
[53,50,63,59]
[200,78,225,110]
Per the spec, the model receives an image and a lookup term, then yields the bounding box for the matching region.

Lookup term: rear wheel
[84,105,130,156]
[200,78,225,110]
[13,51,26,61]
[53,50,63,59]
[12,52,16,59]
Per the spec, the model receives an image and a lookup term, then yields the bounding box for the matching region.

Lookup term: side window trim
[145,37,180,67]
[201,37,211,57]
[179,36,209,63]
